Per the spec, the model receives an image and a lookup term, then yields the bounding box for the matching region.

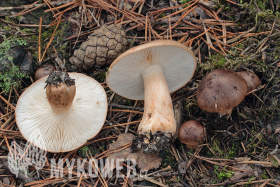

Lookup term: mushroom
[197,69,247,117]
[179,120,205,149]
[106,40,196,152]
[35,64,55,81]
[15,71,107,152]
[236,71,261,92]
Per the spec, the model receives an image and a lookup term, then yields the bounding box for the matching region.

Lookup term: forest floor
[0,0,280,186]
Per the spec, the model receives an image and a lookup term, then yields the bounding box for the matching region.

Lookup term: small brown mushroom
[179,120,205,149]
[197,69,247,117]
[35,64,55,81]
[236,71,261,92]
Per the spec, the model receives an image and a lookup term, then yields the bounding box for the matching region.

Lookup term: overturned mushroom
[107,40,196,153]
[236,71,261,92]
[179,120,205,149]
[16,71,107,152]
[197,69,247,117]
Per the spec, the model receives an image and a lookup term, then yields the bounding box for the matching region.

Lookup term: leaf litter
[1,0,280,186]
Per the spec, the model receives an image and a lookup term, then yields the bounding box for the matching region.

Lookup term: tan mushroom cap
[106,40,197,100]
[197,69,247,114]
[236,71,261,92]
[15,73,107,152]
[179,120,205,149]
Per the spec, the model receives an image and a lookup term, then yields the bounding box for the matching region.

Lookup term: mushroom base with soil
[132,133,171,154]
[134,65,176,154]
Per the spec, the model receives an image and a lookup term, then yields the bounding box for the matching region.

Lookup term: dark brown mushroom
[178,120,205,149]
[35,64,55,81]
[236,71,261,92]
[197,69,247,117]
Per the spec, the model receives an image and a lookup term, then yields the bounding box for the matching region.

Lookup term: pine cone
[69,24,128,71]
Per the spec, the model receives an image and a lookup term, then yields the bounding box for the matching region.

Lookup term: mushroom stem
[186,144,199,150]
[46,84,76,114]
[218,108,233,117]
[45,72,76,115]
[138,65,176,136]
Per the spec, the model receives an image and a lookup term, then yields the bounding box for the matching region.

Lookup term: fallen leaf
[268,153,280,168]
[107,133,162,171]
[137,151,162,170]
[107,133,134,169]
[3,177,10,185]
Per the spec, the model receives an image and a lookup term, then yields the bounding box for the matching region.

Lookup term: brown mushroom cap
[35,64,55,81]
[179,120,205,149]
[236,71,261,92]
[197,69,247,115]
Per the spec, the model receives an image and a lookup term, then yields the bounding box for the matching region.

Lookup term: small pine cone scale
[69,24,128,72]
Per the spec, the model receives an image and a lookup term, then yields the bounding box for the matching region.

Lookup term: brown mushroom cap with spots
[197,69,247,117]
[107,40,196,144]
[15,72,107,152]
[179,120,205,150]
[236,71,261,92]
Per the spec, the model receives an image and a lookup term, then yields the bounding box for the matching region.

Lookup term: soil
[0,0,280,186]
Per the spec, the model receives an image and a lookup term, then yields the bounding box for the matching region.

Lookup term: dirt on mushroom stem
[132,132,172,154]
[45,71,76,114]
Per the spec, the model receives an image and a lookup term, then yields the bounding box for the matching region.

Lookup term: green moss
[4,26,11,31]
[208,138,238,159]
[80,146,89,152]
[256,0,269,11]
[214,165,234,180]
[179,0,190,7]
[21,28,33,34]
[78,146,98,158]
[224,142,238,159]
[0,36,27,60]
[0,65,27,93]
[159,13,166,18]
[5,16,13,23]
[162,149,177,168]
[173,176,181,182]
[245,176,255,186]
[97,67,108,82]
